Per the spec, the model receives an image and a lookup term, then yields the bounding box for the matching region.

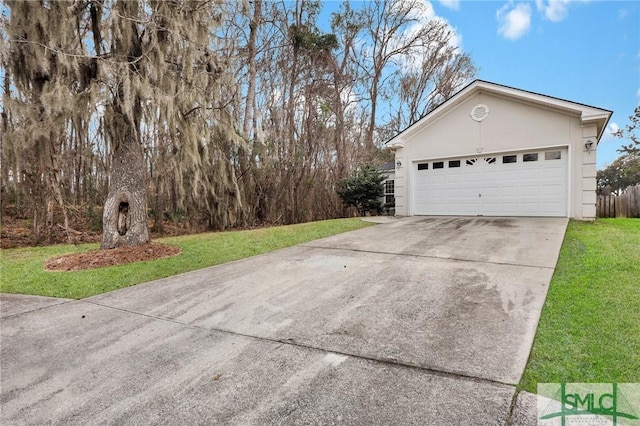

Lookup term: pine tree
[337,165,385,216]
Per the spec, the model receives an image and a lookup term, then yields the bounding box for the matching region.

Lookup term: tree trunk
[101,1,149,249]
[101,91,149,249]
[101,139,149,249]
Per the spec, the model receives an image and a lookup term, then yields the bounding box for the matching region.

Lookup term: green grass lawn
[520,219,640,393]
[0,218,373,299]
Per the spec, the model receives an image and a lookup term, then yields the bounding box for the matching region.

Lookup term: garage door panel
[482,187,501,197]
[447,174,465,185]
[430,175,447,185]
[543,201,564,208]
[541,165,565,175]
[542,181,564,190]
[520,184,542,193]
[482,204,501,215]
[431,189,448,198]
[500,203,520,215]
[500,170,520,181]
[412,148,567,217]
[447,203,466,213]
[521,206,542,216]
[520,169,542,180]
[465,171,485,180]
[540,176,563,186]
[481,170,500,179]
[462,187,481,197]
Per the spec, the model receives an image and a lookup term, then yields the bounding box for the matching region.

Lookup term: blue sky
[321,0,639,169]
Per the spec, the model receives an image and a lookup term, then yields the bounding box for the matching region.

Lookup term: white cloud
[607,122,620,135]
[536,0,589,22]
[438,0,460,11]
[497,3,532,40]
[618,9,628,20]
[535,0,567,22]
[449,25,463,49]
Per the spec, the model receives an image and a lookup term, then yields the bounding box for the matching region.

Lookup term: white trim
[386,142,405,150]
[409,158,417,216]
[567,144,573,218]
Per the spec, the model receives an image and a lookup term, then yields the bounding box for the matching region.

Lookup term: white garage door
[413,148,568,217]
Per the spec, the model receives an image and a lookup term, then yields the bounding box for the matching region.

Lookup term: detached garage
[386,80,612,220]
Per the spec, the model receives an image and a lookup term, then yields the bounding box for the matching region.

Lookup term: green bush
[337,165,384,216]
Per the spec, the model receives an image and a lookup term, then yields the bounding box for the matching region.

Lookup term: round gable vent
[471,104,489,122]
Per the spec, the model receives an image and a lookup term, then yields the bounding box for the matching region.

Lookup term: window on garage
[502,155,517,164]
[449,160,461,168]
[523,153,539,162]
[433,161,444,169]
[545,151,561,160]
[417,163,428,170]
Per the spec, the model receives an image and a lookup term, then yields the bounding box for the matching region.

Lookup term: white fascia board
[581,111,612,142]
[476,81,610,115]
[385,139,405,150]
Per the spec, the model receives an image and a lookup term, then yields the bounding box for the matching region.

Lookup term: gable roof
[386,79,612,148]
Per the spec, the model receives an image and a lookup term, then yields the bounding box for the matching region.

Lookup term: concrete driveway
[1,216,567,425]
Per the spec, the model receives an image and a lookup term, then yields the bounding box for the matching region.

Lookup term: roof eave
[582,112,613,143]
[385,142,405,150]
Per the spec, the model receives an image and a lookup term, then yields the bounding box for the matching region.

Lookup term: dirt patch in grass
[44,243,182,271]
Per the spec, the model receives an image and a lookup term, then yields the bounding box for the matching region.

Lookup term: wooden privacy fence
[597,185,640,218]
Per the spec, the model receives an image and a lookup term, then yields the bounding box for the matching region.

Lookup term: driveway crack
[300,244,556,270]
[81,299,517,390]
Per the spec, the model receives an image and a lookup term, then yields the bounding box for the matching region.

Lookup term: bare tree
[394,29,476,131]
[352,0,475,148]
